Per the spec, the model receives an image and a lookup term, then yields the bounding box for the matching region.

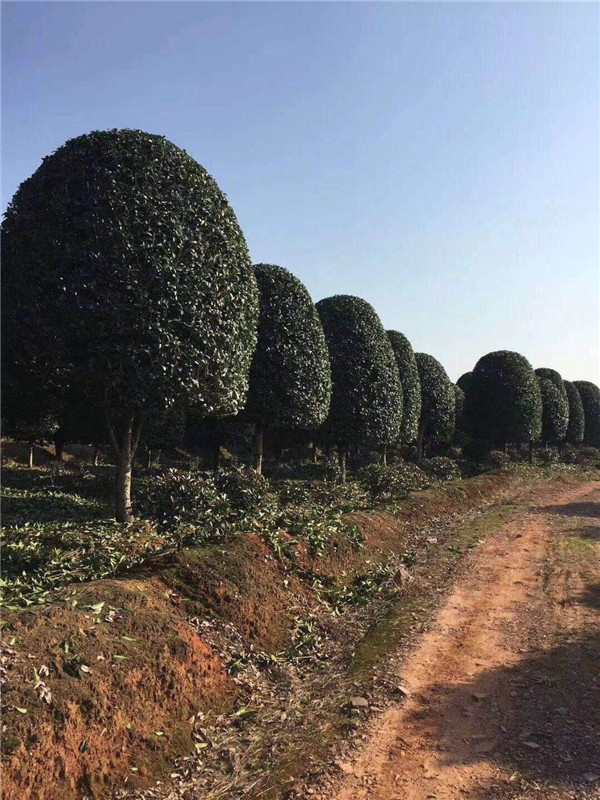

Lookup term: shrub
[563,381,585,445]
[537,376,569,445]
[535,448,559,466]
[268,457,341,483]
[317,296,402,469]
[213,466,274,523]
[573,381,600,448]
[244,264,332,472]
[357,461,429,499]
[135,470,232,543]
[414,353,455,460]
[485,450,512,470]
[387,331,421,445]
[421,456,461,482]
[2,129,259,521]
[469,351,542,448]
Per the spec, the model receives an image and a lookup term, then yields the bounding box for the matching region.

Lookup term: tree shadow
[538,502,600,519]
[577,582,600,610]
[407,630,600,787]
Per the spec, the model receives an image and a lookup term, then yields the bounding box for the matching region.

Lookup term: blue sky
[2,2,598,383]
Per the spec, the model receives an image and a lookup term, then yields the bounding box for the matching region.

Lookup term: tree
[244,264,331,474]
[316,295,402,478]
[1,129,259,521]
[573,381,600,448]
[414,353,455,462]
[563,381,585,445]
[468,351,542,457]
[536,376,568,446]
[452,384,467,446]
[387,330,421,446]
[2,362,57,468]
[457,371,473,394]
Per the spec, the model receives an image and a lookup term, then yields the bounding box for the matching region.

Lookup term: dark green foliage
[2,129,258,419]
[387,331,421,445]
[421,456,461,482]
[563,381,585,445]
[415,353,455,450]
[268,458,341,483]
[2,129,259,519]
[485,450,512,470]
[456,371,473,394]
[573,381,600,447]
[537,376,568,445]
[469,351,542,446]
[245,264,331,429]
[535,447,559,466]
[357,462,428,499]
[316,296,402,448]
[452,384,466,446]
[143,407,187,453]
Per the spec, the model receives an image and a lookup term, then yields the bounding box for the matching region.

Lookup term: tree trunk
[115,441,133,524]
[339,447,347,484]
[504,441,508,455]
[529,441,534,465]
[381,444,388,466]
[107,412,143,524]
[211,441,220,471]
[145,448,152,469]
[92,443,99,467]
[253,423,264,475]
[416,425,425,464]
[54,428,64,464]
[312,443,318,464]
[28,441,34,469]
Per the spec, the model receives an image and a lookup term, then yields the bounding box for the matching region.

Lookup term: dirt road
[329,481,600,800]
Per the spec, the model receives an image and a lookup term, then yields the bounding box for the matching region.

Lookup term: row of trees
[3,130,600,521]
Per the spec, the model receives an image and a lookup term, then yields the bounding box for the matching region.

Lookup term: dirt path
[330,481,600,800]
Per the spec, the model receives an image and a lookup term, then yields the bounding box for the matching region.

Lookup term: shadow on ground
[537,501,600,519]
[408,630,600,788]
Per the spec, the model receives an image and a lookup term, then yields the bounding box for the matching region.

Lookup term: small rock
[522,741,540,749]
[471,692,488,702]
[474,739,496,753]
[426,537,438,545]
[395,684,411,698]
[349,696,369,710]
[335,760,354,775]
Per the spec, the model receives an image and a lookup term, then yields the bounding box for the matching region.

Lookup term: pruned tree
[1,129,259,521]
[244,264,331,474]
[563,381,585,445]
[387,330,421,446]
[317,295,402,478]
[414,353,455,462]
[468,351,542,458]
[573,381,600,448]
[457,371,473,394]
[536,376,568,446]
[452,384,467,446]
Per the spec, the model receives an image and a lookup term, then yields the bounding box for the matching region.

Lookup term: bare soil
[325,482,600,800]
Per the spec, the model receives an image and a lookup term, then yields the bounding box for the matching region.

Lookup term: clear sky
[2,2,598,383]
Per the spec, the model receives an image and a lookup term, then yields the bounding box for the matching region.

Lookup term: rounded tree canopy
[415,353,455,444]
[563,381,585,445]
[317,295,402,447]
[387,330,421,445]
[537,376,568,445]
[244,264,331,429]
[457,371,473,394]
[469,351,542,446]
[573,381,600,447]
[1,129,259,420]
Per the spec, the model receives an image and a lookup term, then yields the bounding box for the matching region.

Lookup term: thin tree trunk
[529,441,534,465]
[312,443,318,464]
[107,412,143,524]
[381,444,388,466]
[416,425,425,464]
[54,428,64,464]
[339,447,347,484]
[253,423,264,475]
[28,441,34,469]
[146,448,152,469]
[211,441,220,471]
[92,443,99,467]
